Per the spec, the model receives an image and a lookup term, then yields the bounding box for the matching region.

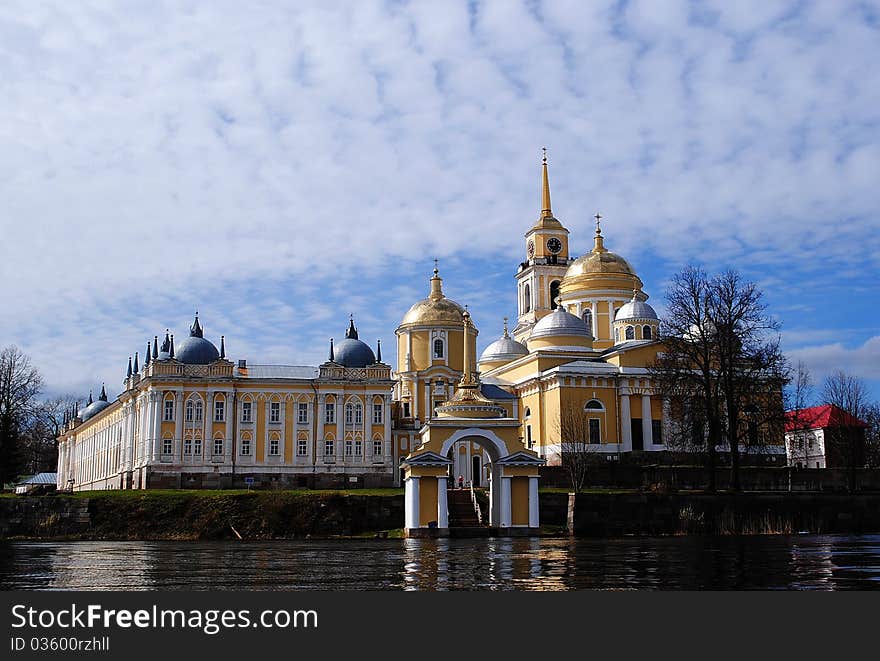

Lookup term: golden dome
[399,268,466,327]
[564,249,636,278]
[561,221,642,290]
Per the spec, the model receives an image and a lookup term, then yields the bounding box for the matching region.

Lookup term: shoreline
[3,489,880,541]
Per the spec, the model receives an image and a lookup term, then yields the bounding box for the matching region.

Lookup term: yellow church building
[57,153,674,534]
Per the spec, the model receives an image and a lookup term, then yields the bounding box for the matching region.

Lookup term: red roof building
[784,404,867,469]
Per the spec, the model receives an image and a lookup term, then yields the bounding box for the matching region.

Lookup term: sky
[0,0,878,406]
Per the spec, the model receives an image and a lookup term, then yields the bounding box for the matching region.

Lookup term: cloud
[0,1,877,398]
[788,336,880,382]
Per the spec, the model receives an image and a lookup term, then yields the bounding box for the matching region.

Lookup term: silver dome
[480,332,528,364]
[615,293,658,321]
[79,399,111,422]
[529,307,592,340]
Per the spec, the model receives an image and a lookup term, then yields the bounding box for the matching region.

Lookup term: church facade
[58,155,709,501]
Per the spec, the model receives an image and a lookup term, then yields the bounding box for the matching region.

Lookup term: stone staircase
[448,488,480,527]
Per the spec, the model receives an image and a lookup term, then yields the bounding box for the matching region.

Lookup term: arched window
[585,399,604,411]
[185,400,194,422]
[524,407,531,418]
[625,326,635,340]
[433,339,444,358]
[582,309,592,332]
[194,401,203,422]
[523,284,531,313]
[643,325,652,340]
[355,403,363,425]
[550,281,560,309]
[345,403,354,425]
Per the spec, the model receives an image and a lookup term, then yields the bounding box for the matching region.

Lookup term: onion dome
[156,331,172,361]
[175,313,220,365]
[615,290,658,322]
[79,385,111,421]
[479,318,528,369]
[334,317,376,368]
[400,265,466,327]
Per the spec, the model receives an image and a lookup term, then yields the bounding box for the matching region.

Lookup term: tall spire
[145,341,151,365]
[593,212,607,253]
[541,147,552,219]
[127,356,132,378]
[376,339,382,363]
[220,335,226,359]
[87,390,93,406]
[346,315,358,340]
[153,335,159,359]
[133,351,139,373]
[329,338,335,362]
[161,330,170,353]
[99,384,107,401]
[190,311,203,338]
[169,335,175,359]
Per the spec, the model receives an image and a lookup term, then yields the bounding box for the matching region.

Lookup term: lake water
[2,535,880,590]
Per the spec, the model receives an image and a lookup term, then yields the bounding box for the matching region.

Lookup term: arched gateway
[401,310,544,537]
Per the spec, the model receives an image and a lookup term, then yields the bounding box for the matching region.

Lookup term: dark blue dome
[175,336,220,365]
[334,338,376,368]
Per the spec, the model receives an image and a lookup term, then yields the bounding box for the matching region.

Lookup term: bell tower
[513,149,571,344]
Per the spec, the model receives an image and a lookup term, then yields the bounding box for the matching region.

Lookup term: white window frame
[162,439,172,455]
[241,401,252,423]
[324,440,335,456]
[164,399,175,421]
[373,440,383,456]
[325,401,335,425]
[297,439,308,456]
[214,400,224,422]
[240,438,251,456]
[372,403,383,424]
[269,438,280,456]
[213,438,224,455]
[270,402,281,424]
[297,402,308,424]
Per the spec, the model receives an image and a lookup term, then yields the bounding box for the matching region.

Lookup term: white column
[620,393,632,452]
[437,477,448,528]
[405,331,412,371]
[225,391,234,460]
[405,476,420,529]
[500,476,512,528]
[607,300,615,338]
[488,470,495,526]
[591,300,598,338]
[383,394,391,457]
[173,391,183,457]
[529,476,540,528]
[642,394,653,448]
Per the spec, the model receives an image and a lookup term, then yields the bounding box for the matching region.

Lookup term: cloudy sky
[1,0,878,405]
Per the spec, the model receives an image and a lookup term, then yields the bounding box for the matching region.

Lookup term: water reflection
[1,535,879,591]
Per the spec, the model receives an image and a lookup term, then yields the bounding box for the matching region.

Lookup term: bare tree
[19,396,78,475]
[864,403,880,469]
[650,266,724,490]
[820,371,870,490]
[651,266,788,491]
[0,346,44,484]
[555,405,597,492]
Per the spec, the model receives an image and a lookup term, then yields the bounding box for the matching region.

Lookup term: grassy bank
[0,490,405,541]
